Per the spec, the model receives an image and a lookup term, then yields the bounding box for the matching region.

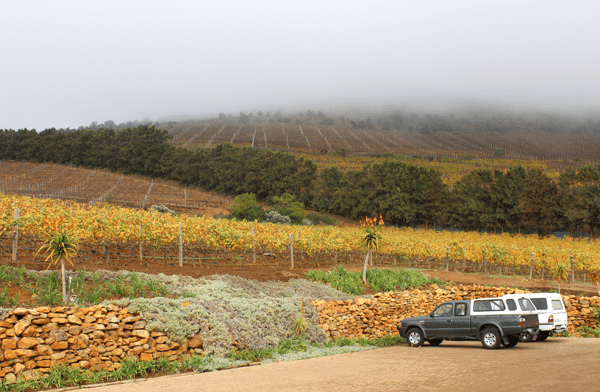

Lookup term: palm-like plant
[550,261,569,294]
[588,270,600,296]
[37,227,79,304]
[362,228,381,284]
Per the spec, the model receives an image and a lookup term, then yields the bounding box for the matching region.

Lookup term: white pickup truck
[502,293,568,341]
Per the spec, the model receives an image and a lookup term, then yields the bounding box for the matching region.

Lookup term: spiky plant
[550,261,569,294]
[37,226,78,304]
[361,227,381,284]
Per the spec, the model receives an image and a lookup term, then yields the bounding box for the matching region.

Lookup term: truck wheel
[503,335,519,348]
[536,331,550,341]
[427,339,443,346]
[481,328,502,349]
[406,328,424,347]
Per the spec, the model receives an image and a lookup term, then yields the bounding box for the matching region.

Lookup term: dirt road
[80,338,600,392]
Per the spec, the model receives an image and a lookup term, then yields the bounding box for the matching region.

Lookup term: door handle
[446,320,452,323]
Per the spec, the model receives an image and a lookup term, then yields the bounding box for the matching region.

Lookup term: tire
[536,331,550,342]
[406,328,424,347]
[428,339,443,346]
[481,327,502,349]
[503,335,519,348]
[520,333,534,342]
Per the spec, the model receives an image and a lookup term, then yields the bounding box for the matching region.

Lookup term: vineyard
[168,121,600,183]
[1,194,599,286]
[0,160,233,217]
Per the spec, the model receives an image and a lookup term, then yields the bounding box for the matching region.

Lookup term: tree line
[2,126,600,236]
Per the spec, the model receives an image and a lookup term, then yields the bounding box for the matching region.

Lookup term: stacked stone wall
[0,304,203,383]
[313,285,600,340]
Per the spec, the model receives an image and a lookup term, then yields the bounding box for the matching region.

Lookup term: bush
[265,210,292,225]
[227,193,265,221]
[305,213,337,226]
[272,193,305,224]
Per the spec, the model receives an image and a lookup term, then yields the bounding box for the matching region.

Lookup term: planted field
[2,194,600,285]
[169,121,600,163]
[0,161,233,216]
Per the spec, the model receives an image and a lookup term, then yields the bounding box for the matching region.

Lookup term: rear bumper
[519,328,538,338]
[552,325,567,334]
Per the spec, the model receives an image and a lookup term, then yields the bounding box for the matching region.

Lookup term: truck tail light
[548,315,554,323]
[519,316,524,327]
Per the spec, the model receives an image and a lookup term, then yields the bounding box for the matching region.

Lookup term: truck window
[455,303,467,316]
[506,299,517,311]
[551,299,564,310]
[433,303,453,317]
[530,298,548,310]
[518,298,536,311]
[473,299,505,312]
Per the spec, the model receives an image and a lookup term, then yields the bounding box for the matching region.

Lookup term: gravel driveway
[77,338,600,392]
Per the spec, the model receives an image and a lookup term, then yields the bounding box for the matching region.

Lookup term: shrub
[265,210,292,225]
[271,193,305,224]
[227,193,266,221]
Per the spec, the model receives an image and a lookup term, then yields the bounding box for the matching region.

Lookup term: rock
[131,330,150,339]
[4,372,16,384]
[2,338,18,350]
[14,319,32,336]
[17,337,39,349]
[13,363,25,375]
[187,334,203,349]
[140,353,153,361]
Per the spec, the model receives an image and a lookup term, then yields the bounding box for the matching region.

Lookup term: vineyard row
[2,194,599,279]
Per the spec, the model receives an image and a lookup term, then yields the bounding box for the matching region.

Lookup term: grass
[0,335,405,391]
[0,266,180,308]
[304,266,439,295]
[576,325,600,338]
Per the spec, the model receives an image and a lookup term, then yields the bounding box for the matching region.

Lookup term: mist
[1,0,599,131]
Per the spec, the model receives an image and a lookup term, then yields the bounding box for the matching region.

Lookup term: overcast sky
[1,0,600,130]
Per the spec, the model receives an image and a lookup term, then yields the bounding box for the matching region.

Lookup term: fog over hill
[2,1,599,131]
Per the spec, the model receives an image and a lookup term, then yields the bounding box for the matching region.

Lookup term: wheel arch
[478,323,503,338]
[406,325,428,339]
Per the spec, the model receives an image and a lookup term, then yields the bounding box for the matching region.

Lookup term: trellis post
[252,227,256,263]
[12,208,19,262]
[179,222,183,268]
[529,252,535,280]
[139,225,143,264]
[445,245,449,271]
[289,233,294,269]
[483,249,487,275]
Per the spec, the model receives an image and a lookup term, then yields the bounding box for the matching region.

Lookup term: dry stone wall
[0,304,203,384]
[313,285,600,340]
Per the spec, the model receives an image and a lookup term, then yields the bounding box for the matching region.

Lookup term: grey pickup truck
[397,297,539,349]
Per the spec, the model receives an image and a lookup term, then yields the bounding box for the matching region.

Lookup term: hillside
[167,121,600,175]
